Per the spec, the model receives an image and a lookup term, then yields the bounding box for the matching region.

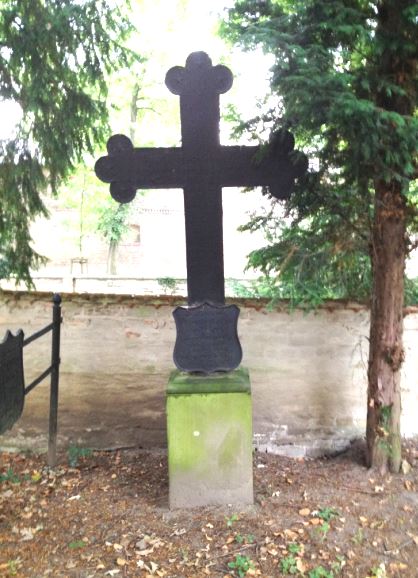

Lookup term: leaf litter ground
[1,440,418,578]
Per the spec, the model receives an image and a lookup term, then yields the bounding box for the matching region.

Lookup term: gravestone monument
[0,330,25,435]
[95,52,307,507]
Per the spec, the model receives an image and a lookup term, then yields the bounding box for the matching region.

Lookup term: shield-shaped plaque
[173,302,242,374]
[0,330,25,435]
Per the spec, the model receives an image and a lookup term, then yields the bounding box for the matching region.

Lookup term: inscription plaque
[173,303,242,374]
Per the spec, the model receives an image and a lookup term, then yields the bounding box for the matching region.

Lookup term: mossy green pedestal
[167,368,253,509]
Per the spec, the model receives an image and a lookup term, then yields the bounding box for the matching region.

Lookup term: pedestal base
[166,368,253,509]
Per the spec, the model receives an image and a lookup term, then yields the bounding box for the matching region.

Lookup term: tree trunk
[366,180,406,473]
[107,241,118,275]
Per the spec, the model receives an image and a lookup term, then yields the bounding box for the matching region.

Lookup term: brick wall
[1,291,417,456]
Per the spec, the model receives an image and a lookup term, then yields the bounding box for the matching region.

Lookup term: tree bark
[107,241,118,276]
[366,0,416,473]
[367,180,406,473]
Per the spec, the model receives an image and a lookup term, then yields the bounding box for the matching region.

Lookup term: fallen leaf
[116,558,127,566]
[284,529,298,540]
[404,480,414,491]
[298,508,310,516]
[390,562,408,571]
[31,471,42,482]
[401,460,412,475]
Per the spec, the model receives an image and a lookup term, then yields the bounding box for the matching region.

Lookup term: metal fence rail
[0,293,62,467]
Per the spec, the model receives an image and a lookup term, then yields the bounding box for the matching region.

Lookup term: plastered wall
[1,291,417,456]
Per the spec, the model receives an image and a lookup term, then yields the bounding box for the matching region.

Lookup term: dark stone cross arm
[95,133,307,204]
[95,51,308,373]
[95,52,307,309]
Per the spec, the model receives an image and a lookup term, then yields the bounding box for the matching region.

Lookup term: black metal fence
[0,294,62,466]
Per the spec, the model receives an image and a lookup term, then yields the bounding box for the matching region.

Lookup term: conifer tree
[0,0,137,283]
[222,0,418,472]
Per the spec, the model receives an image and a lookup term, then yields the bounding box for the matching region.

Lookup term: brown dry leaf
[404,479,414,491]
[226,536,235,544]
[296,559,307,573]
[284,529,298,540]
[390,562,408,572]
[310,518,321,526]
[298,508,310,516]
[401,460,412,474]
[116,558,127,566]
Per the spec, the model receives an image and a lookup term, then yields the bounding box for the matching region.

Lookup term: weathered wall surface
[1,291,417,457]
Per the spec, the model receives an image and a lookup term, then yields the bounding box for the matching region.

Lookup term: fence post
[47,293,62,467]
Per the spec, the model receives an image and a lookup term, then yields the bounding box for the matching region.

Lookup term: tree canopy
[222,0,418,306]
[222,0,418,472]
[0,0,138,284]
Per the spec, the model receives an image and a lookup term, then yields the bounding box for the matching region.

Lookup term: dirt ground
[1,440,418,578]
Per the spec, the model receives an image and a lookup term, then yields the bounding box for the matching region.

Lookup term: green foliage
[227,554,254,577]
[279,554,299,574]
[234,533,255,545]
[68,540,87,549]
[308,567,334,578]
[351,527,364,545]
[97,202,131,245]
[317,507,339,522]
[0,0,139,284]
[369,564,388,578]
[221,0,418,307]
[287,543,301,554]
[67,445,92,468]
[225,513,239,528]
[0,468,20,484]
[157,277,179,295]
[97,200,132,274]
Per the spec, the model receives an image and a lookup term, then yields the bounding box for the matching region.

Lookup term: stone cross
[95,51,307,373]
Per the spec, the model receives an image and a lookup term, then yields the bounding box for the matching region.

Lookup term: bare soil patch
[1,440,418,578]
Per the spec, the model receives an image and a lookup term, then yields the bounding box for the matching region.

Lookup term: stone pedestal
[166,368,253,509]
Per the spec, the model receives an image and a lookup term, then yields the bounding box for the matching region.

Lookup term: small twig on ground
[384,537,414,556]
[209,541,258,561]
